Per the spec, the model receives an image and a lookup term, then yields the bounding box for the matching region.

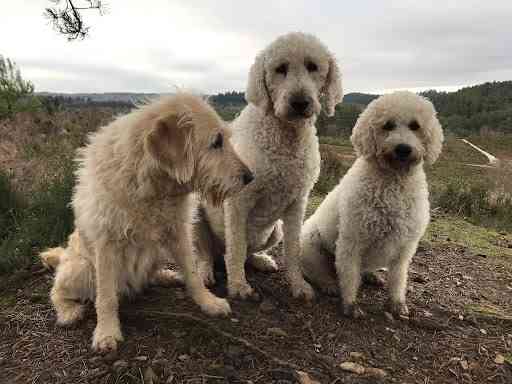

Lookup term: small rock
[296,370,320,384]
[178,354,190,361]
[458,314,464,321]
[384,312,395,322]
[112,360,129,371]
[460,360,469,370]
[133,355,148,362]
[230,318,239,323]
[349,352,364,360]
[495,354,505,364]
[480,329,488,335]
[259,300,276,313]
[267,327,288,337]
[423,310,433,318]
[340,362,366,375]
[365,367,387,378]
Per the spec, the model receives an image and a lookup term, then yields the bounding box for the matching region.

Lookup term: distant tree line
[421,81,512,135]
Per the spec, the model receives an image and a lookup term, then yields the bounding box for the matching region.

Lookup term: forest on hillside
[212,81,512,136]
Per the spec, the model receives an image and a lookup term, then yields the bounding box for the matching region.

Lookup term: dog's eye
[409,120,420,131]
[383,120,396,131]
[275,63,288,76]
[211,133,223,149]
[306,61,318,72]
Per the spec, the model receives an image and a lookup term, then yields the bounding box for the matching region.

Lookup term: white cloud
[2,0,511,94]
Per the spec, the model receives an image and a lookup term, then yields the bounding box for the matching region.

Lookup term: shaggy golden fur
[40,93,253,352]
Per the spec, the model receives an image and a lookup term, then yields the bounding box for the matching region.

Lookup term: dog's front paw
[250,252,279,272]
[197,293,231,317]
[341,303,365,319]
[291,279,315,301]
[387,301,409,318]
[92,325,124,353]
[228,281,260,301]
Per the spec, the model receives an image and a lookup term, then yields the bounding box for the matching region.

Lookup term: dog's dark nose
[394,144,412,160]
[290,95,311,115]
[242,171,254,185]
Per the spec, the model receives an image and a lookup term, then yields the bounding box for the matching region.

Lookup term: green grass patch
[425,215,512,259]
[0,165,75,274]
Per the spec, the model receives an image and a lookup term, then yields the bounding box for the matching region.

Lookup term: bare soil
[1,232,512,384]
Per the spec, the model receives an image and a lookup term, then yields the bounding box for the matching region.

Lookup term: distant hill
[37,81,512,135]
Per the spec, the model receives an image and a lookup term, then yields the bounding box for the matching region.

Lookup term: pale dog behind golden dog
[40,93,254,352]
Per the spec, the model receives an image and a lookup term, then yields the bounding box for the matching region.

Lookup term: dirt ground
[1,224,512,384]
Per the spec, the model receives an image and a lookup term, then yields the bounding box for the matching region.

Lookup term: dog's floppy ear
[423,113,444,165]
[322,56,343,117]
[350,107,376,158]
[145,112,194,184]
[246,52,272,113]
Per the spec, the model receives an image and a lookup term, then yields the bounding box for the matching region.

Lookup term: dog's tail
[40,230,80,270]
[40,246,66,270]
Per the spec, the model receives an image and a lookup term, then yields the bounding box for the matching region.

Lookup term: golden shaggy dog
[40,93,253,352]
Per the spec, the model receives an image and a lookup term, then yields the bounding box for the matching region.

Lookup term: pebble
[349,352,364,359]
[339,362,365,375]
[133,355,148,362]
[178,354,190,361]
[267,327,288,337]
[495,354,505,364]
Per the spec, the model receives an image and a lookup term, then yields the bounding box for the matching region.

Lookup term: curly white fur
[195,32,343,300]
[301,91,444,317]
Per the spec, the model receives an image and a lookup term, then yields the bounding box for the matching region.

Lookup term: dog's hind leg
[336,236,365,318]
[51,254,93,326]
[301,229,338,296]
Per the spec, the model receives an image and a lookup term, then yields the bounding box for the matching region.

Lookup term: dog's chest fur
[238,111,320,227]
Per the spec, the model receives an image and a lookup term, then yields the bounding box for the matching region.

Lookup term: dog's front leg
[92,241,124,353]
[387,240,417,317]
[335,236,364,318]
[224,197,258,300]
[283,197,314,301]
[171,223,231,317]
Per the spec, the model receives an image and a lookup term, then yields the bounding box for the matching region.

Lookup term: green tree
[0,55,40,119]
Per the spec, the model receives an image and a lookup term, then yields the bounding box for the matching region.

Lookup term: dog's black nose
[394,144,412,160]
[242,171,254,185]
[290,95,311,115]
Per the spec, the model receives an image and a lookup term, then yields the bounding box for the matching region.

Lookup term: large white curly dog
[195,32,343,300]
[301,91,444,317]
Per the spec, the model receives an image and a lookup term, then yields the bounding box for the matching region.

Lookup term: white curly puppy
[195,32,343,300]
[301,91,443,317]
[40,94,254,352]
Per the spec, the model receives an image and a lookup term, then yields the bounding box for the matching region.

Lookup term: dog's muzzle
[288,94,314,119]
[394,144,412,162]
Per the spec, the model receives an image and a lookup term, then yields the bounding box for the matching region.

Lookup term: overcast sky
[3,1,512,94]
